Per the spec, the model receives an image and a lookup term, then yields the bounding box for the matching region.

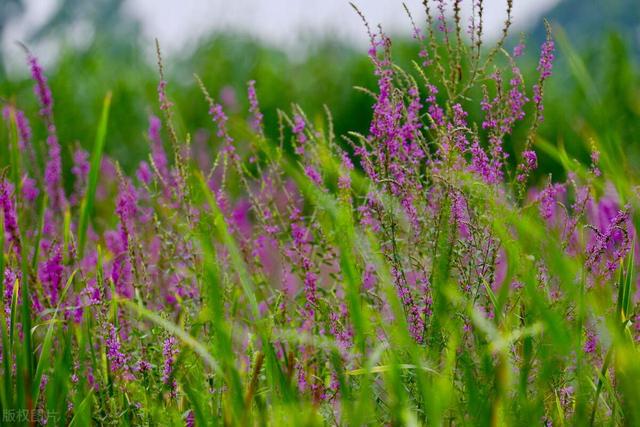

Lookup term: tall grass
[1,1,639,426]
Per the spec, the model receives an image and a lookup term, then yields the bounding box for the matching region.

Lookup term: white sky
[2,0,560,72]
[124,0,560,52]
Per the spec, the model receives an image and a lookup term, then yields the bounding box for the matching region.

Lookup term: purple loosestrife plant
[247,80,264,137]
[148,115,170,182]
[0,179,21,257]
[28,54,53,119]
[161,336,178,385]
[533,34,556,121]
[2,2,640,425]
[110,176,138,299]
[2,106,31,150]
[27,53,67,212]
[38,243,63,307]
[106,324,127,372]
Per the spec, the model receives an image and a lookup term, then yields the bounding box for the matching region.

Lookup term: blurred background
[1,0,639,181]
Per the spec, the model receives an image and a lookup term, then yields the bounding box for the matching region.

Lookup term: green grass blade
[195,171,260,320]
[117,296,221,374]
[78,91,112,257]
[68,390,94,427]
[555,26,600,111]
[0,298,11,409]
[31,193,48,271]
[32,269,77,405]
[0,209,4,301]
[8,276,19,352]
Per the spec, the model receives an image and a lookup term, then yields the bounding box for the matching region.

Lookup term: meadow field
[1,1,640,425]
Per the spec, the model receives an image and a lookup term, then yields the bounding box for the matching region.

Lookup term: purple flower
[38,244,64,306]
[436,0,449,33]
[538,183,564,221]
[27,54,66,211]
[210,104,228,135]
[136,161,152,185]
[247,80,264,135]
[451,191,470,238]
[362,264,376,291]
[28,54,53,118]
[513,42,525,58]
[208,102,236,156]
[585,206,632,276]
[584,328,597,354]
[469,140,496,184]
[106,324,127,372]
[392,268,424,343]
[2,106,31,150]
[71,148,90,203]
[293,114,308,154]
[590,149,601,177]
[162,336,178,384]
[87,368,98,391]
[523,150,537,169]
[426,84,445,127]
[186,410,195,427]
[402,86,424,143]
[158,80,173,111]
[136,359,152,373]
[231,199,252,237]
[147,115,172,189]
[304,165,322,186]
[329,306,353,354]
[291,222,309,246]
[517,150,538,182]
[3,269,19,313]
[507,76,528,127]
[418,48,431,68]
[116,179,138,228]
[21,175,39,202]
[537,38,555,80]
[44,136,66,211]
[0,179,21,256]
[533,35,555,121]
[303,270,318,324]
[110,179,138,299]
[71,148,90,181]
[338,152,354,191]
[148,114,162,145]
[16,109,32,149]
[401,195,419,230]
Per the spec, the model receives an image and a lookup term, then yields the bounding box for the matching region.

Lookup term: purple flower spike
[162,336,178,384]
[28,54,53,119]
[533,34,555,122]
[304,165,322,186]
[0,180,21,256]
[106,324,127,372]
[523,150,537,169]
[2,107,31,150]
[38,243,63,305]
[247,80,264,136]
[26,53,66,211]
[513,42,525,58]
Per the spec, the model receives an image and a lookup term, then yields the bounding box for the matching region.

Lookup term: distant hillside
[531,0,640,56]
